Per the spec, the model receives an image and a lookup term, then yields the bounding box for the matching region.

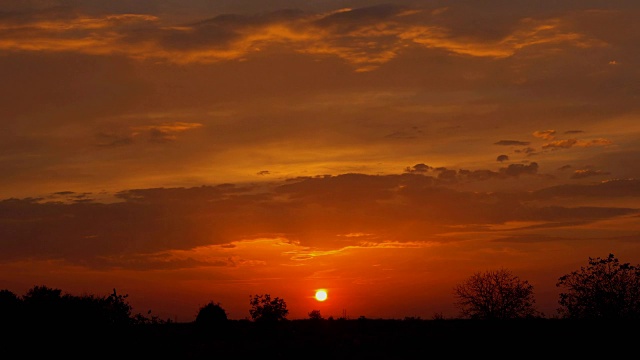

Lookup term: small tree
[249,294,288,322]
[556,253,640,319]
[102,288,134,326]
[453,268,540,319]
[308,309,323,320]
[0,289,21,307]
[195,301,228,327]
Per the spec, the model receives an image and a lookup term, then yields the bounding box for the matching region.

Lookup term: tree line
[2,253,640,328]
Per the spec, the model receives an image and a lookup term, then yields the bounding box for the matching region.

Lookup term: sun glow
[315,289,328,301]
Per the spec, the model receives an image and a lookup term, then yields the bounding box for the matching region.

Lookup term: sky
[1,0,639,321]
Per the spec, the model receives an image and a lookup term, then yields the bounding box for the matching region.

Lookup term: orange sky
[1,0,639,321]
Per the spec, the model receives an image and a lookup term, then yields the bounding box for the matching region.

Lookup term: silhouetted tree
[62,293,110,326]
[19,286,135,327]
[0,289,22,325]
[308,309,323,320]
[62,290,135,327]
[22,285,62,304]
[104,288,134,325]
[556,253,640,319]
[132,309,170,325]
[453,268,540,319]
[249,294,288,322]
[195,301,228,329]
[21,285,64,324]
[0,289,21,305]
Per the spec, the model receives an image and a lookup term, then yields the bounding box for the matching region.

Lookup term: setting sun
[315,290,328,302]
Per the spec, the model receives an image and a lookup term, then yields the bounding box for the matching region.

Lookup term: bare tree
[454,268,541,319]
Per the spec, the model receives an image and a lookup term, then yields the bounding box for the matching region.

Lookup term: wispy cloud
[131,122,203,143]
[533,130,556,140]
[571,169,611,179]
[542,138,612,149]
[0,5,606,71]
[2,170,636,270]
[494,140,530,146]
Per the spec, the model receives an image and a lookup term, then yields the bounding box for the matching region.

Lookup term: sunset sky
[1,0,639,322]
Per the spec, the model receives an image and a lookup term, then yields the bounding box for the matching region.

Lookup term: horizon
[1,0,639,322]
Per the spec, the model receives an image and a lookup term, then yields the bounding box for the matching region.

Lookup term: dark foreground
[4,318,637,358]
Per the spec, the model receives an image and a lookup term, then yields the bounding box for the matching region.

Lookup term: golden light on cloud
[403,19,598,59]
[132,122,204,133]
[0,7,603,71]
[542,138,613,149]
[129,122,203,142]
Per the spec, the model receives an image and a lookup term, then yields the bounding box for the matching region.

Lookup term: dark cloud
[90,254,232,271]
[0,2,638,279]
[436,169,458,182]
[434,162,540,183]
[312,4,403,29]
[497,154,509,162]
[494,140,530,146]
[531,179,640,198]
[582,151,640,179]
[404,163,431,173]
[499,220,594,231]
[1,172,637,270]
[457,169,495,182]
[45,191,94,204]
[515,147,537,154]
[95,132,134,147]
[499,162,539,177]
[385,126,423,139]
[154,12,272,51]
[0,2,619,73]
[492,232,640,243]
[94,122,203,146]
[492,234,570,243]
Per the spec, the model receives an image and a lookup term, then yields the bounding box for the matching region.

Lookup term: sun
[315,289,328,302]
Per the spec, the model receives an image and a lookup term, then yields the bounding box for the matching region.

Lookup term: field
[7,318,635,358]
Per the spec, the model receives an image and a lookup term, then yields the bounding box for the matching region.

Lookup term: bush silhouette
[249,294,288,322]
[195,301,228,328]
[453,268,541,319]
[308,309,323,320]
[21,285,64,324]
[16,285,135,327]
[556,253,640,319]
[0,289,22,325]
[65,289,134,327]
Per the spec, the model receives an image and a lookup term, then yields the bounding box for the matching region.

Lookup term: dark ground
[4,318,637,359]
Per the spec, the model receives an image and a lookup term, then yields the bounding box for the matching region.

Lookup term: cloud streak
[1,172,637,270]
[0,5,608,71]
